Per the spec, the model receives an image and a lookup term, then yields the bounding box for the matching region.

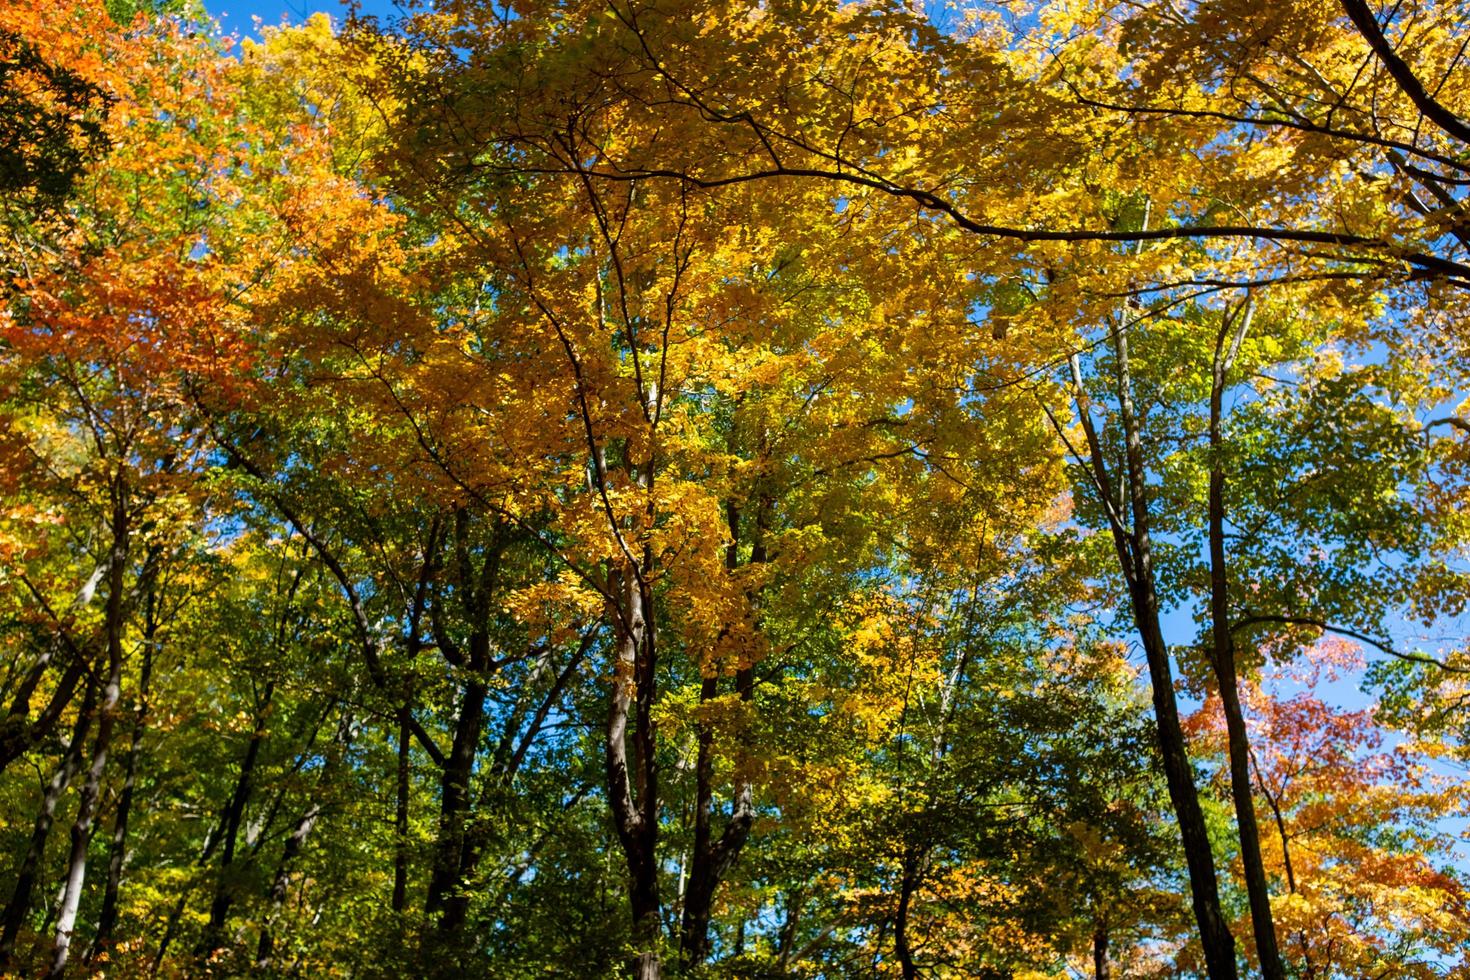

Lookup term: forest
[2,0,1469,976]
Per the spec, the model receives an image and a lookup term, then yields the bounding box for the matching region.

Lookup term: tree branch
[1231,613,1468,673]
[1339,0,1470,145]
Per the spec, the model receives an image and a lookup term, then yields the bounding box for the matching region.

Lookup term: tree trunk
[50,663,120,976]
[1256,758,1312,978]
[51,488,130,977]
[1125,574,1236,977]
[0,640,89,778]
[255,711,351,970]
[426,673,487,932]
[198,681,274,957]
[1093,915,1110,980]
[679,501,761,968]
[678,673,724,966]
[892,846,926,980]
[393,708,411,913]
[606,565,661,979]
[0,560,118,780]
[0,680,96,968]
[1207,303,1285,979]
[1075,326,1237,978]
[775,889,802,970]
[150,836,218,976]
[252,800,320,971]
[91,580,158,961]
[393,519,439,917]
[1128,543,1236,969]
[425,513,508,938]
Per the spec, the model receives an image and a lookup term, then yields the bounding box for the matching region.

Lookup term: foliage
[1,1,1468,978]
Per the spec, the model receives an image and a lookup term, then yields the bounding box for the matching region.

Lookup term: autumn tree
[1188,643,1470,975]
[3,2,1470,977]
[360,0,1470,970]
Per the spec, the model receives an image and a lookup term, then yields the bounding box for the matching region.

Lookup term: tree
[361,0,1470,969]
[1188,642,1470,976]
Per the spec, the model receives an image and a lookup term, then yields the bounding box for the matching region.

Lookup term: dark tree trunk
[426,673,487,931]
[1257,761,1312,976]
[1124,578,1236,978]
[775,890,802,971]
[1093,916,1110,980]
[0,680,97,968]
[393,518,439,917]
[678,670,757,967]
[679,500,762,968]
[252,800,320,971]
[1207,302,1285,979]
[455,628,595,925]
[892,847,926,980]
[255,711,351,970]
[150,817,225,977]
[425,513,508,937]
[0,639,90,778]
[393,708,411,913]
[1070,326,1237,978]
[198,681,274,958]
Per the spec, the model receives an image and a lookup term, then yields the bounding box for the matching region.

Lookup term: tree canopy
[2,0,1469,977]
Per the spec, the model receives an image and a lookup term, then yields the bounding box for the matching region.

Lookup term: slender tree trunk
[51,665,120,976]
[426,514,507,938]
[679,673,722,966]
[776,890,802,971]
[629,577,661,980]
[892,847,926,980]
[91,580,158,961]
[393,518,439,917]
[1258,768,1296,896]
[2,642,61,743]
[1074,327,1237,978]
[679,501,761,968]
[252,800,320,971]
[150,818,226,976]
[198,681,274,957]
[0,638,89,778]
[678,672,756,967]
[1207,302,1285,979]
[393,708,411,913]
[1119,478,1236,980]
[0,680,97,967]
[0,565,110,778]
[150,871,199,974]
[445,629,596,936]
[255,711,351,970]
[426,673,486,932]
[154,686,304,976]
[51,488,130,977]
[1256,752,1312,977]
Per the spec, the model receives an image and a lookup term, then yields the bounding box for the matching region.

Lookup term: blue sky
[206,0,404,38]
